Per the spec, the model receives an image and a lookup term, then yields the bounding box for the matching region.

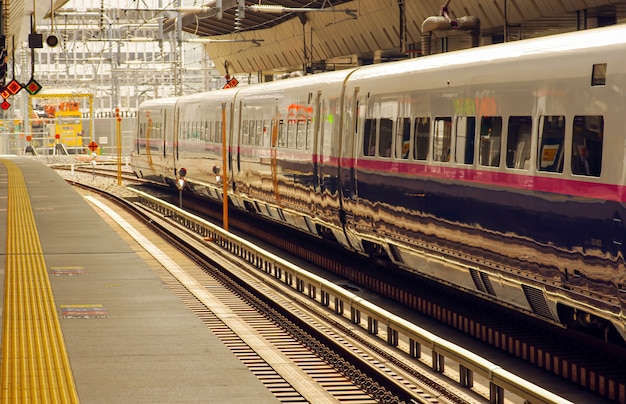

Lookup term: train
[131,24,626,345]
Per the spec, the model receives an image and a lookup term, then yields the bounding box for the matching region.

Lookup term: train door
[337,85,365,253]
[312,91,322,192]
[270,110,281,203]
[173,104,181,177]
[164,107,174,163]
[340,86,359,205]
[236,100,242,174]
[227,100,236,191]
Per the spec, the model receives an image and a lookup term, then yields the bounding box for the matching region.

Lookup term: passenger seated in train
[572,144,591,176]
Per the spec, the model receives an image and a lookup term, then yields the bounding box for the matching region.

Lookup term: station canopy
[159,0,626,76]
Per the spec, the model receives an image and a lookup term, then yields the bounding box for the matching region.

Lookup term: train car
[173,88,240,199]
[132,24,626,345]
[229,69,351,234]
[133,97,177,182]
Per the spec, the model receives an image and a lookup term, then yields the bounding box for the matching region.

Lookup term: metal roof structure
[4,0,626,77]
[160,0,626,75]
[164,0,356,37]
[2,0,626,107]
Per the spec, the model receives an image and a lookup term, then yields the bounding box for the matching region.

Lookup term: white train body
[132,24,626,343]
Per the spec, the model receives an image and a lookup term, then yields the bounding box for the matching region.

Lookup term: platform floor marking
[60,304,108,319]
[50,267,87,276]
[0,159,79,403]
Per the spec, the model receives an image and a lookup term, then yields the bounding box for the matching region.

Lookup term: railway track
[51,160,143,183]
[130,183,626,404]
[61,164,604,403]
[70,180,473,403]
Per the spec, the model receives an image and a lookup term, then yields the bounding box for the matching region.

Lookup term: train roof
[138,96,179,109]
[140,23,626,108]
[349,23,626,81]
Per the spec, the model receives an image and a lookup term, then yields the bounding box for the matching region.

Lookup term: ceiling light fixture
[188,38,263,46]
[247,4,356,18]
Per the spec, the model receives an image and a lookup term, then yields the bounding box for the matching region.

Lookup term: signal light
[24,78,42,95]
[28,33,43,48]
[46,35,59,47]
[6,79,21,95]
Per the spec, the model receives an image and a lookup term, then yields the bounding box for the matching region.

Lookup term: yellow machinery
[29,92,93,154]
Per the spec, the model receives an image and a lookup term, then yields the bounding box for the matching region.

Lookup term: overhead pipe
[421,0,480,56]
[162,0,239,34]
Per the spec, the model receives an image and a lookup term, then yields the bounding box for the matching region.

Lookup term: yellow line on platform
[1,159,79,403]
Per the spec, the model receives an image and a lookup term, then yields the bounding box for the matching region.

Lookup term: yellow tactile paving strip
[1,159,79,403]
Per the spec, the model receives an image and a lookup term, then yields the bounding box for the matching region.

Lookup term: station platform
[0,156,278,403]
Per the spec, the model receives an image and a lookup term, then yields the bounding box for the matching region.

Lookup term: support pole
[115,107,122,185]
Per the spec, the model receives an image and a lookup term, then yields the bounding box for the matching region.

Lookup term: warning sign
[223,77,239,89]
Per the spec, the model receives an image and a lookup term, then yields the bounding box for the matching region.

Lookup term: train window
[378,118,393,158]
[479,116,502,167]
[245,120,252,145]
[247,121,253,145]
[296,120,306,149]
[537,115,565,173]
[363,118,377,156]
[207,121,213,142]
[241,120,249,145]
[254,120,260,145]
[506,116,532,169]
[413,117,430,161]
[433,117,452,162]
[180,121,186,141]
[263,121,270,147]
[395,118,411,159]
[215,121,222,143]
[252,120,260,145]
[278,120,286,147]
[201,121,208,142]
[191,121,197,140]
[455,116,476,165]
[571,115,603,177]
[262,121,270,147]
[305,119,313,150]
[257,120,264,146]
[591,64,607,86]
[287,119,297,148]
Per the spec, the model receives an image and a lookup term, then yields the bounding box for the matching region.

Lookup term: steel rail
[129,187,574,404]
